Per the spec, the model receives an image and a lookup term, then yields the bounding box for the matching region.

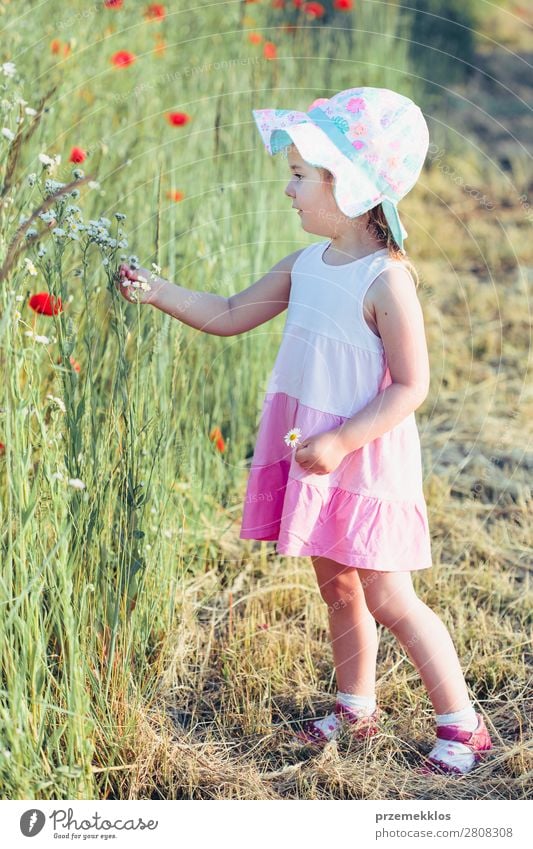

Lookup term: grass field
[0,0,531,800]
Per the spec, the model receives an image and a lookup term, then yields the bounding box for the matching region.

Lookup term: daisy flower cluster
[84,214,129,257]
[118,261,161,303]
[121,272,152,302]
[0,61,40,150]
[24,166,130,274]
[22,169,82,249]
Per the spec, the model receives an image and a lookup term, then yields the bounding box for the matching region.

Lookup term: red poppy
[263,42,277,60]
[69,146,86,164]
[56,355,81,372]
[166,189,184,202]
[303,1,325,17]
[293,0,304,7]
[111,50,136,68]
[0,443,5,456]
[247,32,263,44]
[333,0,353,8]
[271,0,285,6]
[144,3,166,19]
[104,0,124,8]
[50,39,70,56]
[166,111,190,126]
[29,293,63,316]
[209,426,226,453]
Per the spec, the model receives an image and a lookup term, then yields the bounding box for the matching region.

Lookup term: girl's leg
[357,568,491,773]
[312,556,378,695]
[356,568,469,713]
[292,557,379,744]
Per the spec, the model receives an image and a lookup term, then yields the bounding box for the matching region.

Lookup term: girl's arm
[133,248,303,337]
[226,247,304,334]
[335,265,430,453]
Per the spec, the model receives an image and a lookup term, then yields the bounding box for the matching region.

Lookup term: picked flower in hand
[284,427,303,448]
[116,263,153,304]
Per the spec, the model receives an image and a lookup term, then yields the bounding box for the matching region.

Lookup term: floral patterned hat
[252,87,429,251]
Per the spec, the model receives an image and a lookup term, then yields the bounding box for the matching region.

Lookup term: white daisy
[24,330,50,344]
[134,275,151,292]
[2,62,16,78]
[23,257,37,276]
[38,152,61,172]
[283,427,303,448]
[68,478,86,490]
[46,395,66,413]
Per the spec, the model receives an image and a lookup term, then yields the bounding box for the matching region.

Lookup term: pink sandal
[292,701,381,747]
[416,712,493,776]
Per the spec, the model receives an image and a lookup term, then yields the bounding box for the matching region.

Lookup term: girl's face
[284,146,342,237]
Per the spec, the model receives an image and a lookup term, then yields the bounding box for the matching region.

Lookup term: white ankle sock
[311,691,377,741]
[336,690,377,715]
[436,705,478,731]
[428,703,479,773]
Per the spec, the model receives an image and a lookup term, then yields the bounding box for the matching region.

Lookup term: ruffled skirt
[239,392,433,572]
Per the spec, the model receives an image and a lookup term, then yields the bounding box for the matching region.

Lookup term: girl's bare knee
[358,569,420,629]
[312,557,365,609]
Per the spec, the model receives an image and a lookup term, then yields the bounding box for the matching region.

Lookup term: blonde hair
[316,164,420,288]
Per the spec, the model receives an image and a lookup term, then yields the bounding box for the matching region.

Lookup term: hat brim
[252,109,408,249]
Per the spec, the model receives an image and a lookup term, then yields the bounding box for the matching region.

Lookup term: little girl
[118,87,493,776]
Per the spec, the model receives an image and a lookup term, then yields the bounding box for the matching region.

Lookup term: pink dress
[239,240,433,572]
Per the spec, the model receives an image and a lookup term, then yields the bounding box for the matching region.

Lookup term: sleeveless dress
[238,240,433,572]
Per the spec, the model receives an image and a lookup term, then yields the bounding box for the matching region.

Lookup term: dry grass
[96,538,531,800]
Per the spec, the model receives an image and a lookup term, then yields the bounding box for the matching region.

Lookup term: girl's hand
[115,263,155,305]
[294,429,347,475]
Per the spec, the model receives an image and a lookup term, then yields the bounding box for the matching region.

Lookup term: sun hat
[252,87,429,251]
